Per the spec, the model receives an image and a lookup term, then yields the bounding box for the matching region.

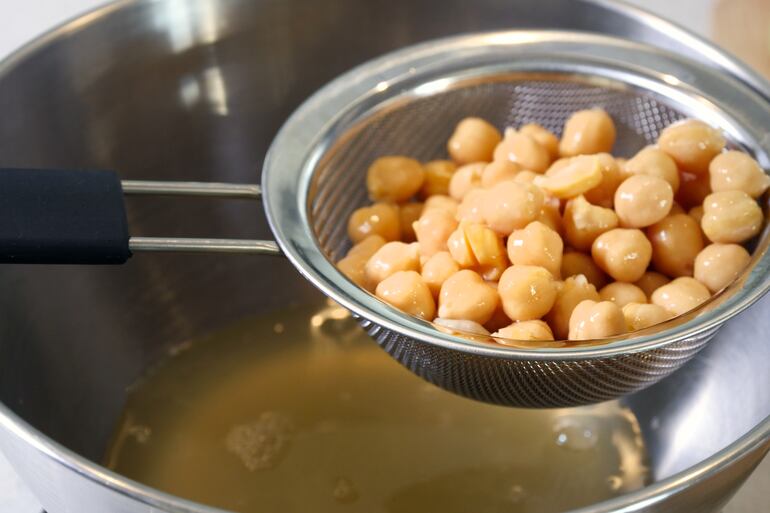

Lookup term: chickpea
[448,117,502,164]
[591,228,652,282]
[413,207,458,258]
[563,195,619,251]
[498,265,558,321]
[709,150,770,198]
[421,251,460,297]
[481,159,521,188]
[622,302,672,331]
[647,214,704,277]
[438,270,499,325]
[448,162,485,200]
[481,181,544,236]
[464,223,509,281]
[688,205,704,224]
[651,277,711,316]
[507,221,563,277]
[456,188,488,223]
[447,224,477,268]
[568,300,627,340]
[376,271,436,320]
[493,320,555,342]
[669,203,686,215]
[337,235,387,290]
[513,170,539,183]
[493,130,551,173]
[559,109,616,157]
[347,202,401,243]
[544,274,600,339]
[634,271,670,299]
[535,155,603,199]
[676,171,712,209]
[424,195,459,216]
[561,251,610,289]
[519,124,560,160]
[367,156,425,202]
[623,146,680,193]
[484,300,513,333]
[701,190,763,243]
[599,282,647,308]
[614,175,674,228]
[420,160,457,198]
[583,153,625,208]
[364,241,420,289]
[658,119,725,174]
[694,243,751,293]
[398,202,423,242]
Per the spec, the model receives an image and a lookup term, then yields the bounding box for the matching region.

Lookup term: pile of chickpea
[337,109,768,343]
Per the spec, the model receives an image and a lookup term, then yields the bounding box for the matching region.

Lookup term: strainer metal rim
[263,30,770,361]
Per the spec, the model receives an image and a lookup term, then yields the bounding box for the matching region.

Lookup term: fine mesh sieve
[263,31,770,408]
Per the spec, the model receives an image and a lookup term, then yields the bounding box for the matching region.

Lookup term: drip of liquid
[106,301,650,513]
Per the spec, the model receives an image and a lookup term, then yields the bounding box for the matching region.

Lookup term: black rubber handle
[0,168,131,264]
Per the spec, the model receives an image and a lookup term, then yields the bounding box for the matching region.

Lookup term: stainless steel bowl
[0,1,768,512]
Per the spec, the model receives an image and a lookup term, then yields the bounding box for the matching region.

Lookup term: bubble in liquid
[333,477,359,503]
[553,416,599,451]
[607,475,623,491]
[128,425,152,444]
[508,484,527,503]
[225,412,293,471]
[273,323,285,334]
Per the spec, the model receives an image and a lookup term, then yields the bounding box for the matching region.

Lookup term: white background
[0,0,764,512]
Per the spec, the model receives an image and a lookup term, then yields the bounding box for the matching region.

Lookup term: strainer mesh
[308,76,712,407]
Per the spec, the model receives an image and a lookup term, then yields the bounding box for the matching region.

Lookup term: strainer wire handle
[0,168,282,264]
[122,180,282,256]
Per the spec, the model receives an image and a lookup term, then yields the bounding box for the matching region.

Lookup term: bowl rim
[0,1,768,513]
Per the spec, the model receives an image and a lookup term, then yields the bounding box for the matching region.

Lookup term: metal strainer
[3,31,769,408]
[262,31,770,407]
